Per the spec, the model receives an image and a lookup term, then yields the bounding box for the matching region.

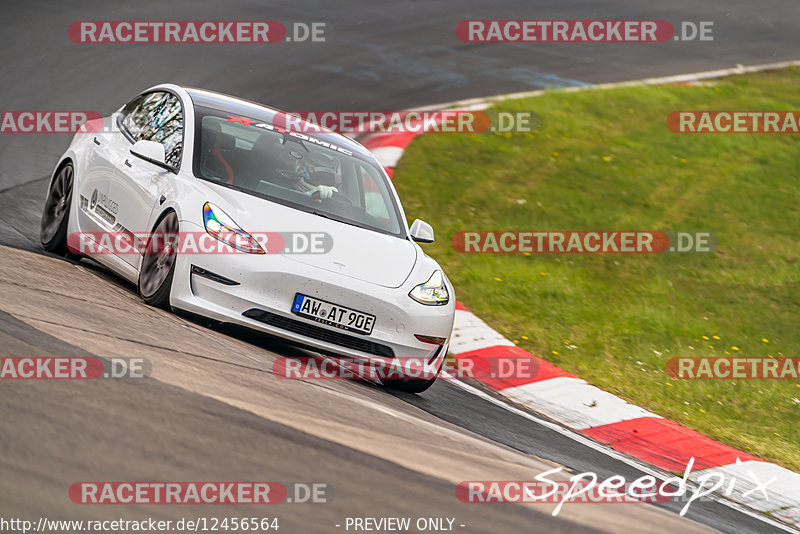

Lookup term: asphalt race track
[1,1,799,533]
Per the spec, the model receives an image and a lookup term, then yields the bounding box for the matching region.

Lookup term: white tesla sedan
[40,84,455,392]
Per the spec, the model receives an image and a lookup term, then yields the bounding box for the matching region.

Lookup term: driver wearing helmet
[265,140,340,200]
[292,151,340,200]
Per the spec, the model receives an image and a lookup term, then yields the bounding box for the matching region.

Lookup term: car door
[75,112,127,236]
[110,91,184,268]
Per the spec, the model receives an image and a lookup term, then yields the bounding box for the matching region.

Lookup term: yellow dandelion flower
[699,408,706,413]
[712,336,720,340]
[680,158,687,163]
[494,277,502,282]
[602,156,612,162]
[774,432,781,437]
[762,338,769,343]
[731,346,740,351]
[552,350,558,355]
[513,340,519,345]
[702,336,709,340]
[521,336,528,340]
[665,382,673,386]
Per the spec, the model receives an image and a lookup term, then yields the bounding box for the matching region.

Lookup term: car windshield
[191,105,405,238]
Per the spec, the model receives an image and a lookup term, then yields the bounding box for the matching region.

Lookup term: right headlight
[409,270,449,306]
[203,202,265,254]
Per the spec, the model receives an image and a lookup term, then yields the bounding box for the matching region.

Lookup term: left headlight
[203,202,265,254]
[409,270,449,306]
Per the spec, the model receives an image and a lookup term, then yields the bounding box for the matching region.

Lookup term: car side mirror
[130,140,172,172]
[409,219,434,243]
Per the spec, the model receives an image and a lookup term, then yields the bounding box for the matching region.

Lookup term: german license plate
[291,293,376,335]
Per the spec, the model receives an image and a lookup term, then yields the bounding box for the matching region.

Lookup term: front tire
[380,356,443,393]
[41,163,75,255]
[138,211,178,309]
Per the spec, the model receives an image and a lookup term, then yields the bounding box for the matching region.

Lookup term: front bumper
[170,223,455,367]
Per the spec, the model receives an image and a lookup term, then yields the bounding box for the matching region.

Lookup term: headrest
[217,132,235,151]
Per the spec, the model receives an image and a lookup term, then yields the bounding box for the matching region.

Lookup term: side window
[120,92,166,140]
[120,92,184,168]
[359,164,393,225]
[140,94,183,168]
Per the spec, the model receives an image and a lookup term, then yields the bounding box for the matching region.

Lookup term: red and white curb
[446,304,800,523]
[357,61,800,527]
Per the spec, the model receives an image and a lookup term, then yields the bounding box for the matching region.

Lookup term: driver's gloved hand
[310,184,338,199]
[293,177,338,199]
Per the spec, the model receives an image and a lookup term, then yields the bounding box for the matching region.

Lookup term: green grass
[394,67,800,471]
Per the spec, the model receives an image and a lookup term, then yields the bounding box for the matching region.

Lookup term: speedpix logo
[458,457,774,517]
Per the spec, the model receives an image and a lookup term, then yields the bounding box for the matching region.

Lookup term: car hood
[203,182,418,288]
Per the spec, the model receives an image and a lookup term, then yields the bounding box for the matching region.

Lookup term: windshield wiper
[310,210,332,220]
[309,210,363,229]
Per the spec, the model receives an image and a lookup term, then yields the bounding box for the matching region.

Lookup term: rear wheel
[138,211,178,309]
[40,163,75,255]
